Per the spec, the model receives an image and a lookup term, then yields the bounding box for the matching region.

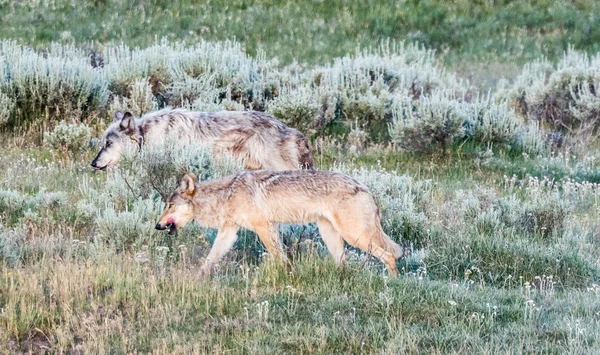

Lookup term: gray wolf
[90,108,314,171]
[155,170,403,276]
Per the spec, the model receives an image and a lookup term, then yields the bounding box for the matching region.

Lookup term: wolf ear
[119,112,135,131]
[113,111,124,123]
[179,173,198,196]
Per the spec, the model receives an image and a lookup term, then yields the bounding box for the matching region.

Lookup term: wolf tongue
[167,217,175,225]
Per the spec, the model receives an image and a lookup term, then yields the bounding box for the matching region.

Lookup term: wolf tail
[296,134,314,169]
[374,214,404,259]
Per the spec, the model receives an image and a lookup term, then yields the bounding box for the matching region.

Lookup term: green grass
[2,136,600,353]
[2,249,600,353]
[3,0,600,352]
[2,0,599,67]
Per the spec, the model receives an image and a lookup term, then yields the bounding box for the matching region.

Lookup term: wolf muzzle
[90,151,109,170]
[155,222,177,235]
[90,160,102,170]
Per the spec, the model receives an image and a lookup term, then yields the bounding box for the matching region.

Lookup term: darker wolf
[155,170,403,276]
[90,108,314,171]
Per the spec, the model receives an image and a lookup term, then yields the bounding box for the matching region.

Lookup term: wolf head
[90,111,140,170]
[155,173,198,235]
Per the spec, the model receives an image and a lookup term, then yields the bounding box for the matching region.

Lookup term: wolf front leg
[198,226,240,277]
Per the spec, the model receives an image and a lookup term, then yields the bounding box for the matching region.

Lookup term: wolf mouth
[155,220,177,235]
[92,161,111,171]
[166,223,177,235]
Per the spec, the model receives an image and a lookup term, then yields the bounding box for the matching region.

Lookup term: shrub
[268,41,471,139]
[0,188,75,229]
[0,190,26,224]
[0,226,29,267]
[102,40,276,111]
[29,190,68,210]
[513,121,546,155]
[318,41,468,100]
[0,40,108,126]
[44,121,91,160]
[503,176,574,238]
[0,39,562,152]
[266,85,324,136]
[497,48,600,148]
[468,97,520,146]
[522,183,572,239]
[96,198,163,251]
[520,202,569,239]
[389,91,465,153]
[167,40,276,110]
[568,78,600,149]
[467,96,546,154]
[440,187,503,233]
[116,137,241,201]
[170,72,222,110]
[102,42,172,99]
[338,87,392,141]
[0,224,95,268]
[388,89,547,154]
[0,92,15,126]
[440,180,573,240]
[344,166,431,247]
[86,137,241,249]
[109,78,158,117]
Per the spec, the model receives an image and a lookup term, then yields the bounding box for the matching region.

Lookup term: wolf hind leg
[199,226,239,277]
[330,214,399,276]
[317,217,346,265]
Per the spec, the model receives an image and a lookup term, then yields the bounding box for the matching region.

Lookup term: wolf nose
[90,161,97,168]
[155,223,163,230]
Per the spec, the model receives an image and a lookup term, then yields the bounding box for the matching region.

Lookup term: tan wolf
[155,170,403,276]
[90,108,313,171]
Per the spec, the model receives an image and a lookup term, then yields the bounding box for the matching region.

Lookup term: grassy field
[2,0,600,353]
[2,0,600,67]
[2,137,600,353]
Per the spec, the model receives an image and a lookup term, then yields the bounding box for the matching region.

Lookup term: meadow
[2,1,600,354]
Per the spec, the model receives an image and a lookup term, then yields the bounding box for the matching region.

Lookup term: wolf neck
[139,110,224,143]
[191,178,235,228]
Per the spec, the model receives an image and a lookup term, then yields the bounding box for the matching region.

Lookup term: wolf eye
[106,141,112,147]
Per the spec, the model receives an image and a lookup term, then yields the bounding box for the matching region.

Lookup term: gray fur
[91,108,314,171]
